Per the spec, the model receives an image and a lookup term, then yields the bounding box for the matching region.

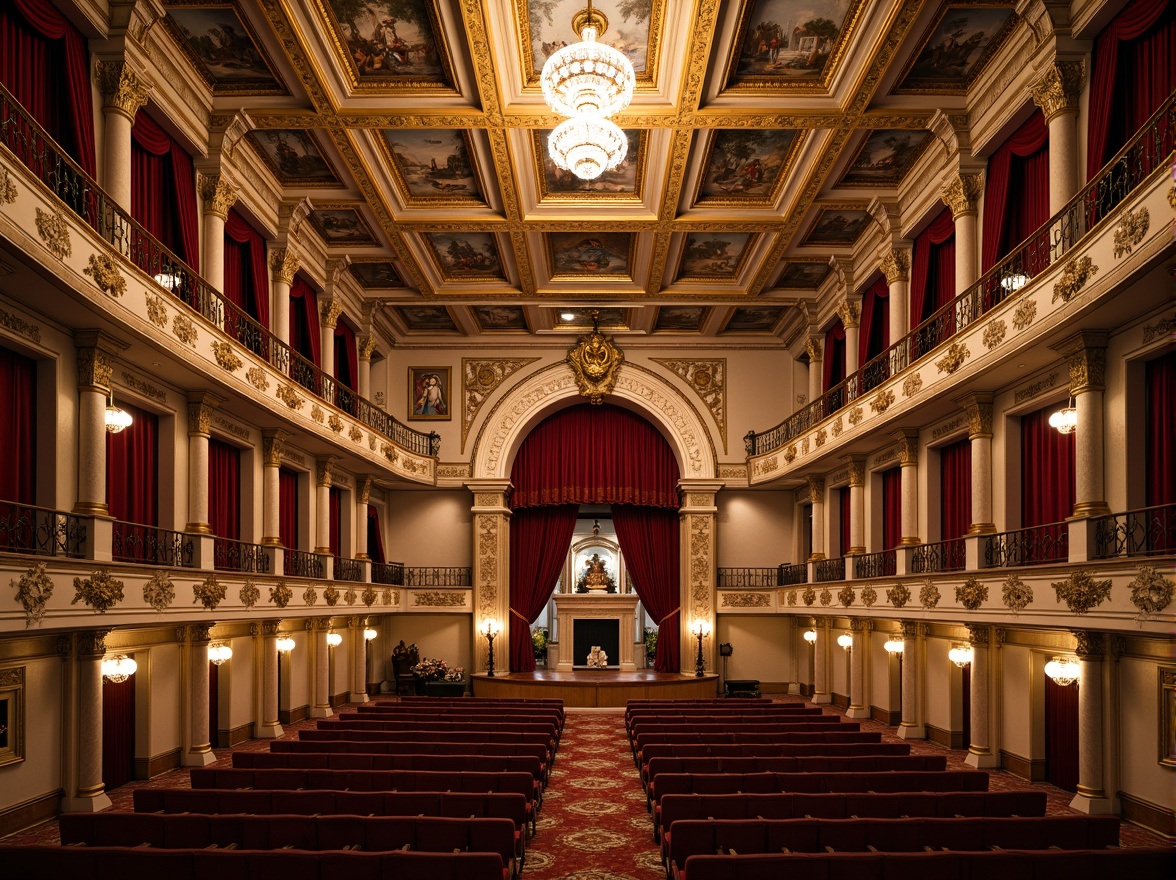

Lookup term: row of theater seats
[6,696,565,880]
[623,698,1172,880]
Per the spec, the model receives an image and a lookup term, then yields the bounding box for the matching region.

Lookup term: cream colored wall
[715,615,791,685]
[390,614,473,673]
[219,636,254,737]
[281,632,310,713]
[1000,644,1033,763]
[925,638,960,735]
[830,637,850,698]
[146,643,182,761]
[386,489,472,566]
[868,630,898,714]
[1119,654,1175,811]
[0,657,62,814]
[717,491,793,567]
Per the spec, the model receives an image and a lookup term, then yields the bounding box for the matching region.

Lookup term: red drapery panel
[1045,677,1079,792]
[1021,405,1075,526]
[859,275,890,365]
[910,207,955,329]
[224,210,270,329]
[105,401,158,526]
[982,112,1049,273]
[509,404,680,509]
[1087,0,1175,177]
[838,488,851,556]
[130,110,199,271]
[508,505,579,672]
[208,439,240,540]
[822,320,846,392]
[335,320,359,391]
[1146,351,1175,507]
[940,439,972,541]
[289,274,321,367]
[0,344,36,505]
[279,467,298,549]
[101,676,135,791]
[613,505,682,674]
[0,0,96,176]
[329,487,342,557]
[882,467,902,551]
[209,661,219,748]
[367,505,386,564]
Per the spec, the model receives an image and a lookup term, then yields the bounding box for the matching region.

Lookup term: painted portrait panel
[776,261,831,288]
[653,306,707,332]
[677,233,754,279]
[801,208,871,246]
[349,261,404,288]
[382,130,484,202]
[898,5,1016,92]
[308,209,377,245]
[697,129,799,203]
[248,130,339,185]
[473,306,529,331]
[398,307,457,332]
[838,129,933,187]
[549,232,633,277]
[724,306,784,332]
[425,232,504,279]
[324,0,449,84]
[166,6,281,90]
[525,0,653,77]
[408,366,451,420]
[535,129,643,197]
[728,0,856,83]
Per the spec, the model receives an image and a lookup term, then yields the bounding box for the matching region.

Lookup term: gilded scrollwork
[1052,568,1112,614]
[1052,256,1098,304]
[0,165,17,204]
[172,314,197,347]
[720,592,771,608]
[142,571,175,613]
[818,587,832,607]
[35,208,71,260]
[955,577,987,611]
[567,317,624,405]
[277,385,305,410]
[902,373,922,397]
[239,580,260,609]
[1112,207,1150,258]
[860,586,877,607]
[193,574,226,611]
[11,562,53,627]
[270,580,293,608]
[303,586,318,606]
[983,320,1006,350]
[1012,298,1037,331]
[84,253,126,298]
[461,358,540,451]
[837,585,855,607]
[1128,566,1172,621]
[211,341,242,372]
[935,342,970,375]
[72,569,124,613]
[1002,574,1033,615]
[847,406,863,426]
[919,580,940,609]
[870,389,895,413]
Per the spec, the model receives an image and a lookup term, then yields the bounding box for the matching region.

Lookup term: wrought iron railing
[718,567,780,588]
[853,550,896,579]
[286,549,325,579]
[747,95,1175,457]
[777,562,808,585]
[112,522,193,567]
[984,522,1069,568]
[334,556,362,582]
[814,556,846,582]
[1093,504,1176,559]
[371,561,405,586]
[404,567,472,587]
[0,502,86,558]
[0,82,439,460]
[912,538,966,573]
[213,537,271,574]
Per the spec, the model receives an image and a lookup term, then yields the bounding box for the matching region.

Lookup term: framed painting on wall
[1162,667,1176,767]
[408,367,450,421]
[0,666,25,767]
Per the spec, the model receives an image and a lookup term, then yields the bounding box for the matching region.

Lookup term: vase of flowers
[412,657,466,695]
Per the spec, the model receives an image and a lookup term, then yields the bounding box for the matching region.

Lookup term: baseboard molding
[758,682,789,695]
[798,683,814,698]
[831,692,849,708]
[1118,790,1176,838]
[279,705,309,725]
[925,724,966,750]
[1000,749,1046,782]
[870,705,901,726]
[329,691,350,708]
[135,747,181,780]
[0,789,61,838]
[218,723,254,750]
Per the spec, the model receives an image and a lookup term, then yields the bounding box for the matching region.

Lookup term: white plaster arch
[470,361,717,481]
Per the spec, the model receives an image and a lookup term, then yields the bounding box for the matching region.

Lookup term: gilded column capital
[319,299,344,330]
[198,173,238,220]
[358,334,377,361]
[880,248,911,283]
[804,336,823,362]
[77,629,112,656]
[269,248,300,286]
[807,476,825,502]
[1072,629,1105,658]
[900,620,919,639]
[96,59,150,120]
[941,172,983,217]
[1051,330,1109,394]
[836,299,861,329]
[894,428,920,466]
[186,392,219,437]
[261,620,282,637]
[357,476,372,505]
[1030,61,1085,122]
[316,456,337,488]
[957,392,994,439]
[966,623,989,646]
[849,618,865,632]
[177,623,213,644]
[75,344,115,393]
[845,455,866,488]
[261,429,288,467]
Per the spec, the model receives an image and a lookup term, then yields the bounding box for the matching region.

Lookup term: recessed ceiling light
[152,362,162,367]
[560,312,575,321]
[1017,363,1026,368]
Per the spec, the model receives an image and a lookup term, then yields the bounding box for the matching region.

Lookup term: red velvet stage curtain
[1087,0,1175,177]
[334,321,359,391]
[0,0,96,176]
[838,488,851,556]
[101,675,135,791]
[940,439,972,542]
[278,467,298,549]
[208,439,240,540]
[910,207,956,329]
[1021,405,1075,526]
[882,467,902,551]
[822,320,846,392]
[367,505,386,564]
[1146,351,1176,507]
[509,404,680,509]
[329,487,341,557]
[0,344,36,505]
[982,112,1049,274]
[508,504,579,672]
[1045,676,1079,792]
[289,274,321,366]
[105,401,157,526]
[859,276,890,365]
[613,505,682,674]
[224,210,270,329]
[130,110,199,271]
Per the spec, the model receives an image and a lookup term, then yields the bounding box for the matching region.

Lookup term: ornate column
[358,335,376,401]
[1031,62,1084,213]
[894,429,921,545]
[314,457,336,554]
[679,483,721,679]
[1052,331,1110,517]
[880,248,911,345]
[354,476,371,560]
[309,618,333,718]
[96,61,150,211]
[65,630,113,812]
[1070,630,1114,813]
[198,173,238,294]
[839,299,861,377]
[319,299,342,381]
[180,623,215,766]
[964,624,999,768]
[269,249,299,347]
[467,481,512,675]
[808,476,826,561]
[73,331,125,516]
[941,172,983,293]
[254,620,283,738]
[847,618,870,718]
[846,456,866,554]
[957,393,995,534]
[812,618,831,705]
[185,393,219,534]
[349,617,369,704]
[805,337,823,406]
[897,620,926,739]
[261,430,286,546]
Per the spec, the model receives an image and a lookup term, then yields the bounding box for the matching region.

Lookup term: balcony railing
[984,522,1069,568]
[112,522,193,567]
[0,502,86,558]
[778,562,808,585]
[371,561,405,586]
[718,567,780,588]
[854,550,896,579]
[334,556,362,582]
[911,538,966,574]
[747,95,1175,457]
[814,557,846,582]
[286,549,325,579]
[1093,504,1176,559]
[213,537,271,574]
[404,567,472,587]
[0,83,440,460]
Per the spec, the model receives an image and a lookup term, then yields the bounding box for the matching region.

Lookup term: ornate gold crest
[566,312,624,405]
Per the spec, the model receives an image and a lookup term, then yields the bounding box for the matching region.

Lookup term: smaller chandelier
[883,637,905,654]
[326,631,343,648]
[837,632,853,650]
[275,636,296,654]
[363,628,378,641]
[101,654,137,683]
[549,116,628,181]
[1045,655,1081,687]
[208,643,233,665]
[1049,397,1078,434]
[803,629,817,644]
[948,644,974,667]
[540,9,634,119]
[1000,274,1028,291]
[105,393,133,434]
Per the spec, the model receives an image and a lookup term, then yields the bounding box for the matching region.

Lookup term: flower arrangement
[531,627,548,662]
[412,656,456,681]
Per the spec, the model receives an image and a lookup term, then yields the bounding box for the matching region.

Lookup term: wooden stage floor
[469,670,720,707]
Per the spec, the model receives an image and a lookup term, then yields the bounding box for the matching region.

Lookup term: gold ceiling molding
[461,357,540,451]
[651,358,726,452]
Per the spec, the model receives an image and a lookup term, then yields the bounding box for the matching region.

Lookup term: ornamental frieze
[462,358,540,451]
[719,591,770,609]
[651,358,727,452]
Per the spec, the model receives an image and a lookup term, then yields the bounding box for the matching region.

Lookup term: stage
[469,670,721,707]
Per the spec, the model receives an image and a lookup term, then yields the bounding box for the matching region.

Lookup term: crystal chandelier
[105,393,133,434]
[541,3,635,180]
[1049,396,1078,434]
[101,654,137,683]
[208,643,233,665]
[948,644,974,667]
[1045,655,1081,687]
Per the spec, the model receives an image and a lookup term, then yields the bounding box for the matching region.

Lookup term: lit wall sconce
[837,632,853,651]
[693,619,711,678]
[101,654,137,683]
[363,628,378,641]
[1044,655,1080,687]
[948,644,974,667]
[326,631,343,648]
[208,643,233,665]
[104,393,133,434]
[803,629,817,644]
[1049,397,1077,434]
[883,637,905,654]
[275,637,296,653]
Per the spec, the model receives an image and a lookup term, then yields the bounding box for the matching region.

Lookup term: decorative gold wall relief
[567,312,624,405]
[462,358,540,451]
[652,358,727,452]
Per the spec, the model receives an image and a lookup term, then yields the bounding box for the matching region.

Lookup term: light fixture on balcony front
[948,644,973,667]
[363,628,378,641]
[153,271,181,291]
[883,637,905,654]
[1049,397,1078,435]
[1044,655,1081,687]
[105,393,133,434]
[208,643,233,665]
[803,629,817,644]
[101,654,137,683]
[326,631,343,648]
[1000,274,1028,291]
[275,636,296,653]
[837,632,853,650]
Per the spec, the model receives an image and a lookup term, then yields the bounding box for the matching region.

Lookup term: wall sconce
[326,631,343,648]
[1049,396,1078,435]
[275,637,296,654]
[101,654,137,683]
[363,628,378,641]
[208,643,233,665]
[883,637,905,654]
[1000,273,1028,291]
[1044,655,1080,687]
[483,619,499,678]
[948,644,973,667]
[693,619,710,678]
[803,629,817,644]
[104,393,133,434]
[837,632,853,651]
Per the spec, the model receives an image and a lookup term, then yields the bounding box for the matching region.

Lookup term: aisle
[524,710,663,879]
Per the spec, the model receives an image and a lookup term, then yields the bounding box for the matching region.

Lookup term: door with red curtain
[881,467,901,551]
[329,487,342,557]
[0,344,36,507]
[209,439,241,570]
[1021,404,1075,563]
[102,675,135,790]
[279,467,299,550]
[106,401,158,526]
[1145,352,1175,552]
[940,439,971,568]
[838,488,851,556]
[1045,677,1079,791]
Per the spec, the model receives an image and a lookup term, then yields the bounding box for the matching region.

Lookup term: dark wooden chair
[391,653,418,696]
